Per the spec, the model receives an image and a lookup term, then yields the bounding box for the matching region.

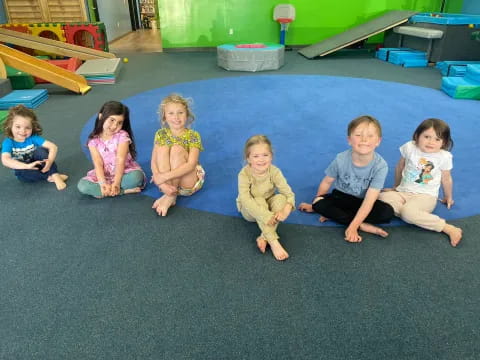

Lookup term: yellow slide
[0,44,91,94]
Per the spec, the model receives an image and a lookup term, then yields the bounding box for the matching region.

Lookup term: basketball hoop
[273,5,295,45]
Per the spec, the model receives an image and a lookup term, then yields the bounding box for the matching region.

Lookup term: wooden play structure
[0,28,117,94]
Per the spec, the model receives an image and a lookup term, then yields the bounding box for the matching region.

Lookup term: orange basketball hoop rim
[276,18,293,24]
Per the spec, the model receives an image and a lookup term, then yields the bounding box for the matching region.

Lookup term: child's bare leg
[269,239,289,261]
[443,223,462,247]
[47,173,67,190]
[359,222,389,238]
[256,235,268,253]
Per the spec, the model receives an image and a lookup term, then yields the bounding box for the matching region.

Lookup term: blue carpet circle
[80,75,480,226]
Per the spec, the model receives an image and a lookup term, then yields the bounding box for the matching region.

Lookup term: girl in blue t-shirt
[1,105,67,190]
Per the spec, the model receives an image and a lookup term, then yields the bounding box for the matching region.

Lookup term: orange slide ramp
[0,44,91,94]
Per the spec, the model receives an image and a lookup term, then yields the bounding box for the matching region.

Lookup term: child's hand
[275,205,292,222]
[100,183,111,197]
[26,160,44,170]
[111,183,121,196]
[153,172,168,186]
[345,225,362,243]
[298,202,314,212]
[441,197,454,209]
[267,215,277,226]
[159,183,177,196]
[41,159,52,173]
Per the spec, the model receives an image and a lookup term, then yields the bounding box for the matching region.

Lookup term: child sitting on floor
[1,105,67,190]
[77,101,145,198]
[237,135,295,261]
[151,93,205,216]
[379,118,462,247]
[299,115,394,243]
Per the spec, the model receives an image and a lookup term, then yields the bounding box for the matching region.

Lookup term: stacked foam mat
[441,64,480,100]
[375,47,428,67]
[76,58,122,85]
[0,89,48,109]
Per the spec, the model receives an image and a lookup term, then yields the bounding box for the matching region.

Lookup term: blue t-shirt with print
[1,135,46,163]
[325,149,388,198]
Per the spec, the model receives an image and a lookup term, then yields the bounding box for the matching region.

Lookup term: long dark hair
[87,101,137,159]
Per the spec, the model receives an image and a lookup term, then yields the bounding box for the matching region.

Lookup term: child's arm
[238,170,275,225]
[39,140,58,173]
[154,147,200,185]
[271,167,295,222]
[88,145,111,197]
[111,141,130,196]
[345,188,381,242]
[1,152,44,170]
[440,169,454,209]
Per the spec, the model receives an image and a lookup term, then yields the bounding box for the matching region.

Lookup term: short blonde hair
[243,134,273,160]
[158,93,195,128]
[347,115,382,137]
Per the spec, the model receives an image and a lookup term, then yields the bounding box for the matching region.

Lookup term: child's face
[164,102,187,133]
[11,115,33,142]
[347,122,381,156]
[101,114,124,138]
[247,143,272,175]
[416,127,443,153]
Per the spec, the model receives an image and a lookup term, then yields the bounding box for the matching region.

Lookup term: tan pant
[239,194,287,243]
[378,191,445,232]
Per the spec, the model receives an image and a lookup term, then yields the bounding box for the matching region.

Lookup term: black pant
[312,189,394,225]
[15,147,58,182]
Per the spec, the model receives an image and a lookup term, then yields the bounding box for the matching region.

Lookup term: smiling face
[11,115,33,142]
[416,127,444,153]
[347,121,381,156]
[247,143,272,175]
[101,114,124,138]
[164,102,187,134]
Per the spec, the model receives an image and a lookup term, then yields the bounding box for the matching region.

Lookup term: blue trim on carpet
[80,75,480,226]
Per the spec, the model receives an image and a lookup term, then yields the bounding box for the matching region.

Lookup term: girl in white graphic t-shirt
[379,118,462,247]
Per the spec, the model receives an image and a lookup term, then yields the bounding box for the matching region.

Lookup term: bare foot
[59,174,68,181]
[359,223,389,238]
[298,202,314,212]
[124,187,141,194]
[256,236,268,253]
[443,224,462,247]
[153,194,176,216]
[319,216,329,223]
[269,240,289,261]
[48,173,67,190]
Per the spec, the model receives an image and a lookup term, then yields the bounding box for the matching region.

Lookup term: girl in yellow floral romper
[151,94,205,216]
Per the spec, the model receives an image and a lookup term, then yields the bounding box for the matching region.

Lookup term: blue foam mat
[80,75,480,227]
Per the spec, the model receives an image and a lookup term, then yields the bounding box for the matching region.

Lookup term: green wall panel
[158,0,464,48]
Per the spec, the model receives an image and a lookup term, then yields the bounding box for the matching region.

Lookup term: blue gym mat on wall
[80,75,480,226]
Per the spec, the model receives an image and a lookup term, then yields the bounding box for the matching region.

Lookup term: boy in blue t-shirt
[299,115,394,242]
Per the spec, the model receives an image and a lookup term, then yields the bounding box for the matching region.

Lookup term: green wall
[158,0,464,48]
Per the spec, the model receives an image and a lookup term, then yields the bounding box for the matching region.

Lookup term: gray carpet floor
[1,50,479,360]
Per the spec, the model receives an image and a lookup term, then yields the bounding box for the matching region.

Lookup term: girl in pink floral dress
[78,101,145,198]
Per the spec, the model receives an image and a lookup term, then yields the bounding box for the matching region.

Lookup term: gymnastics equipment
[273,4,295,45]
[76,58,122,85]
[441,64,480,100]
[217,44,284,72]
[0,89,48,109]
[0,28,115,60]
[0,44,91,94]
[299,10,418,59]
[436,60,480,76]
[0,78,12,98]
[34,58,83,84]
